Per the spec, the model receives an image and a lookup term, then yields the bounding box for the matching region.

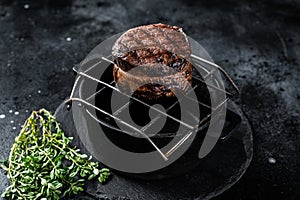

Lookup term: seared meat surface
[112,23,192,101]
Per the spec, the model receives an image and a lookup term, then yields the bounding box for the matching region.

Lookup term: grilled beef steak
[112,23,192,101]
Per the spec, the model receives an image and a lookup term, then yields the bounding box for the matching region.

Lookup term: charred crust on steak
[112,23,193,101]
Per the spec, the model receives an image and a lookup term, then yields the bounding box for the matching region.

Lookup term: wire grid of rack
[65,54,239,161]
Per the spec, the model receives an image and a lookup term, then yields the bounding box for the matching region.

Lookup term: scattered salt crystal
[10,120,14,123]
[24,4,30,9]
[14,111,19,115]
[25,110,29,113]
[9,110,13,113]
[0,114,5,119]
[268,157,276,164]
[12,127,16,130]
[66,37,72,42]
[38,90,41,94]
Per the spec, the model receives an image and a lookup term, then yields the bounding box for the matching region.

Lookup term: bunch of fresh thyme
[0,109,110,199]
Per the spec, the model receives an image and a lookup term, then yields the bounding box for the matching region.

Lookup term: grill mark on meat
[115,25,189,58]
[112,24,192,101]
[159,25,189,58]
[115,40,129,56]
[155,27,177,54]
[138,28,151,47]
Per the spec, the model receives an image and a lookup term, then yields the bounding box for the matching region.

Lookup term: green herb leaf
[1,109,111,199]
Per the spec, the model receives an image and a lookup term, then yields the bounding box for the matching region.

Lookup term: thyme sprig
[1,109,110,199]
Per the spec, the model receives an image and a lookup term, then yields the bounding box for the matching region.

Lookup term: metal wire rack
[65,54,239,161]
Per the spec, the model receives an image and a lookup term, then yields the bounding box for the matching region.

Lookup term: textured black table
[0,0,299,199]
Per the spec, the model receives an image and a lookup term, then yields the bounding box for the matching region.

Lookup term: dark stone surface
[0,0,299,199]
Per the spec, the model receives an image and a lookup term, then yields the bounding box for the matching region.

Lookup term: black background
[0,0,299,199]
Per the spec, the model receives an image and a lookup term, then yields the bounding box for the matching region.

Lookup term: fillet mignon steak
[112,23,192,101]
